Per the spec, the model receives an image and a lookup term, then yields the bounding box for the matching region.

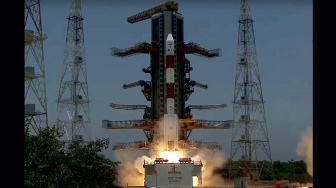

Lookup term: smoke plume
[113,118,229,186]
[190,150,228,186]
[114,150,147,186]
[296,126,313,176]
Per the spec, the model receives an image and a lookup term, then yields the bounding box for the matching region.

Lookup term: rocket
[162,33,179,151]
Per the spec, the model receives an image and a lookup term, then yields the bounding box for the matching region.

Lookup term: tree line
[213,159,313,183]
[24,125,121,188]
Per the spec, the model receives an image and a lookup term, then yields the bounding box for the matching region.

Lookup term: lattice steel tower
[24,0,48,133]
[229,0,273,180]
[55,0,91,142]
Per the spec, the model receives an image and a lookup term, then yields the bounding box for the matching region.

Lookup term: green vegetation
[24,125,121,188]
[214,159,313,184]
[272,159,312,183]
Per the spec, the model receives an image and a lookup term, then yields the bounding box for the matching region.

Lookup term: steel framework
[111,140,222,151]
[55,0,91,142]
[105,1,232,158]
[229,0,274,180]
[126,1,178,23]
[24,0,48,133]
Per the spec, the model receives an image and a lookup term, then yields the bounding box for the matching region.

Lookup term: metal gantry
[55,0,91,142]
[229,0,274,180]
[105,1,232,158]
[24,0,48,133]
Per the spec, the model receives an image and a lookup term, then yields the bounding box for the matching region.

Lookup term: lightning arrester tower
[56,0,91,142]
[24,0,48,133]
[229,0,274,180]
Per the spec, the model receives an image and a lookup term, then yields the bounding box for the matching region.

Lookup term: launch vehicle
[103,1,233,187]
[103,1,232,158]
[162,33,179,152]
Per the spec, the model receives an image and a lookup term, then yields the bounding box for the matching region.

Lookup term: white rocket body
[162,33,179,151]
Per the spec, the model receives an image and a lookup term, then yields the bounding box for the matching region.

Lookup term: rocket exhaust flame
[162,151,180,163]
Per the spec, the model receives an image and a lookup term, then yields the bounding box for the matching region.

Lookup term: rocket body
[162,33,179,151]
[165,33,175,115]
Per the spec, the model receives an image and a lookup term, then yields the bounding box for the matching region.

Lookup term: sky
[26,0,312,165]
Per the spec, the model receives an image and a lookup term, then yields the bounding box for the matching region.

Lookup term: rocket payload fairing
[162,33,179,151]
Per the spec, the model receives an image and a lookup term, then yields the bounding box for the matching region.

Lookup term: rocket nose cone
[166,33,174,41]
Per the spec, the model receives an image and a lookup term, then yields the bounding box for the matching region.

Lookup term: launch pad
[143,157,203,187]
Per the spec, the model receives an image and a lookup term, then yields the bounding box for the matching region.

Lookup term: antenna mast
[229,0,274,180]
[56,0,91,142]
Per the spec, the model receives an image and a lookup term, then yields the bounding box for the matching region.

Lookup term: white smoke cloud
[191,154,207,171]
[114,149,228,186]
[114,150,147,186]
[296,126,313,176]
[113,119,229,186]
[134,155,153,174]
[190,150,228,186]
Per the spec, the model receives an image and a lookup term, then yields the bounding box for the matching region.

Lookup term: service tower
[104,1,232,158]
[104,1,233,187]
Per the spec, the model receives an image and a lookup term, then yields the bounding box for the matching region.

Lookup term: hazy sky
[27,0,312,162]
